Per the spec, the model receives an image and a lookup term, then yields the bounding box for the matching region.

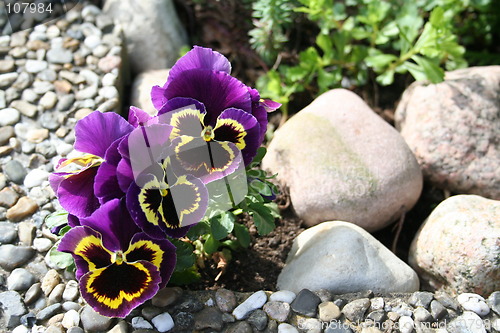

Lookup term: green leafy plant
[254,0,470,113]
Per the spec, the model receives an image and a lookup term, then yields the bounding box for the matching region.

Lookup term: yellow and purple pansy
[58,199,176,318]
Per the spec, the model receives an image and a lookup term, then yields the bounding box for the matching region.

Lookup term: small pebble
[36,303,61,321]
[342,298,371,323]
[7,268,36,291]
[131,316,153,330]
[215,288,237,313]
[487,291,500,315]
[17,221,36,246]
[0,187,20,208]
[457,293,490,316]
[24,60,48,73]
[449,311,486,333]
[151,312,175,333]
[409,291,434,309]
[62,280,79,301]
[6,197,39,222]
[279,323,299,333]
[0,223,17,243]
[48,283,65,303]
[194,306,223,331]
[413,306,433,323]
[33,238,53,252]
[264,301,291,322]
[151,287,182,307]
[41,269,61,296]
[80,305,113,332]
[39,91,58,109]
[399,315,414,333]
[247,309,268,330]
[232,290,267,320]
[430,300,448,320]
[24,283,42,305]
[0,245,35,270]
[0,108,21,126]
[11,100,37,118]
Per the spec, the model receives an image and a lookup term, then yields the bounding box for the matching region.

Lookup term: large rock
[277,221,419,294]
[409,195,500,296]
[103,0,187,74]
[130,69,170,115]
[395,66,500,200]
[263,89,422,231]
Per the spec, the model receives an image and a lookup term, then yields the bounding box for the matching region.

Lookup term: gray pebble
[221,312,235,323]
[413,307,433,323]
[0,173,6,190]
[75,85,98,100]
[141,306,161,321]
[314,289,333,303]
[487,291,500,316]
[7,268,36,291]
[152,312,175,333]
[56,94,75,111]
[0,291,28,328]
[33,81,53,95]
[12,72,33,90]
[430,300,447,320]
[0,222,17,243]
[36,303,61,321]
[37,69,57,82]
[448,311,485,333]
[226,321,253,333]
[366,310,386,323]
[131,317,153,330]
[324,321,354,333]
[0,108,21,126]
[18,221,36,245]
[20,312,36,328]
[264,301,291,323]
[62,280,79,301]
[409,292,434,309]
[248,309,268,331]
[342,298,371,323]
[24,283,42,305]
[21,89,39,103]
[35,141,56,157]
[67,327,85,333]
[6,88,21,104]
[215,288,237,313]
[32,296,46,311]
[194,306,223,331]
[0,245,34,270]
[47,48,73,64]
[62,301,81,312]
[48,283,65,303]
[0,73,19,88]
[80,305,113,332]
[290,289,322,317]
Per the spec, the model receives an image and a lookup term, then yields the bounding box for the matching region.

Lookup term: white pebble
[278,323,299,333]
[102,73,117,86]
[25,60,48,73]
[205,298,214,306]
[270,290,296,304]
[453,311,486,333]
[84,35,101,49]
[39,91,57,110]
[33,238,53,252]
[152,312,174,333]
[457,293,490,316]
[232,290,267,320]
[24,168,49,188]
[399,315,414,333]
[132,316,153,330]
[62,309,80,328]
[12,325,29,333]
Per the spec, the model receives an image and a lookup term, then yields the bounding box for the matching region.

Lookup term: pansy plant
[49,46,281,318]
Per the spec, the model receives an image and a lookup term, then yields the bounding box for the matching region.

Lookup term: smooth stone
[108,321,128,333]
[20,311,36,328]
[23,168,49,188]
[26,128,49,143]
[62,280,79,301]
[131,317,153,330]
[264,301,291,322]
[61,310,80,329]
[39,112,60,131]
[227,321,253,333]
[141,306,161,320]
[12,325,29,333]
[151,312,175,333]
[4,160,27,184]
[193,306,223,331]
[13,73,33,90]
[0,245,35,270]
[130,69,170,115]
[80,305,113,332]
[0,59,15,72]
[298,317,322,332]
[48,283,65,303]
[398,316,414,333]
[409,195,500,296]
[0,108,21,126]
[151,286,182,307]
[342,298,370,323]
[24,60,47,73]
[39,91,58,110]
[448,311,486,333]
[487,291,500,315]
[278,221,419,294]
[278,323,299,333]
[97,56,121,73]
[33,81,54,94]
[409,291,434,308]
[390,302,414,317]
[247,309,268,330]
[62,302,80,312]
[0,173,6,190]
[99,86,118,99]
[290,289,321,317]
[7,268,36,291]
[59,71,85,85]
[319,302,341,322]
[366,310,386,323]
[103,0,186,73]
[264,89,422,231]
[430,300,448,320]
[0,73,19,87]
[395,66,500,199]
[21,89,38,103]
[17,221,36,246]
[11,100,37,117]
[37,69,57,82]
[0,223,17,243]
[84,35,101,49]
[0,126,15,145]
[75,85,97,100]
[33,237,53,253]
[370,297,385,311]
[46,48,73,64]
[36,303,61,321]
[55,142,73,156]
[41,269,61,296]
[435,292,460,311]
[24,283,41,305]
[79,69,100,86]
[232,290,267,320]
[413,307,432,322]
[215,288,237,312]
[6,197,39,222]
[0,291,27,328]
[102,73,117,86]
[0,187,20,207]
[97,98,118,112]
[270,290,296,304]
[457,293,490,316]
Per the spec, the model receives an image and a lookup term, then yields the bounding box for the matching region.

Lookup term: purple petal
[117,158,134,193]
[248,88,269,143]
[94,138,126,204]
[128,106,154,128]
[57,167,101,218]
[80,199,140,252]
[151,85,168,110]
[216,108,261,165]
[127,233,177,288]
[157,97,206,116]
[261,99,281,112]
[164,69,252,126]
[68,214,80,227]
[74,111,133,157]
[79,260,161,318]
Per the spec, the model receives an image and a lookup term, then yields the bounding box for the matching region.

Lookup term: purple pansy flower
[151,46,280,168]
[58,199,176,318]
[50,112,133,218]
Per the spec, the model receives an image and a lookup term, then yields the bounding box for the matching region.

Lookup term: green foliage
[253,0,484,111]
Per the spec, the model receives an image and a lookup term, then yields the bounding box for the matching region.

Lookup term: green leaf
[58,225,71,236]
[249,179,273,197]
[316,33,333,60]
[249,203,276,235]
[168,265,201,286]
[186,221,209,241]
[44,210,69,229]
[375,69,395,85]
[401,61,427,81]
[170,239,195,272]
[365,54,398,70]
[210,212,236,241]
[264,202,281,219]
[411,55,444,83]
[234,223,251,248]
[250,147,267,166]
[204,234,221,255]
[47,243,74,269]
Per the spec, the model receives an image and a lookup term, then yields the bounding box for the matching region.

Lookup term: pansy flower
[151,46,281,167]
[58,199,176,318]
[49,111,133,218]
